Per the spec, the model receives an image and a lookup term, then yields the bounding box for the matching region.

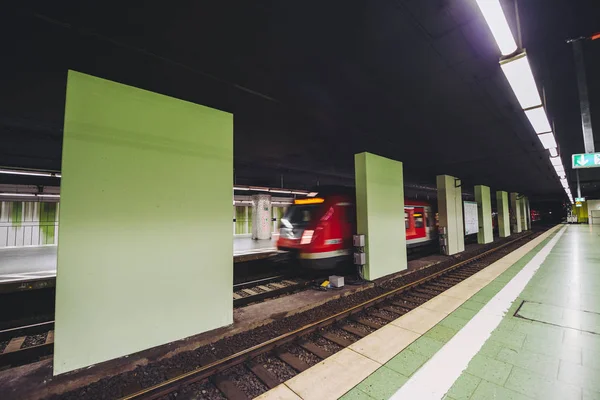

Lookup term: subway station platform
[258,224,600,400]
[0,236,278,286]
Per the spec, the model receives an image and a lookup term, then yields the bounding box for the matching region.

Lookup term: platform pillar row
[475,185,493,244]
[496,191,511,238]
[355,152,406,280]
[510,192,522,233]
[251,194,272,240]
[437,175,465,255]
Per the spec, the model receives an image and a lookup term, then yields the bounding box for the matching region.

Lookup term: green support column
[523,196,531,230]
[474,185,493,244]
[355,152,406,280]
[437,175,465,255]
[519,196,528,230]
[510,192,522,233]
[54,71,233,375]
[496,191,510,237]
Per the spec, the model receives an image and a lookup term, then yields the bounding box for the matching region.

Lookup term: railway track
[118,230,538,400]
[0,277,317,369]
[0,321,54,368]
[233,276,319,308]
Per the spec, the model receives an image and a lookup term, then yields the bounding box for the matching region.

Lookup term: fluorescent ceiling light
[0,168,61,178]
[269,189,292,194]
[38,194,60,198]
[292,191,308,195]
[550,156,562,166]
[475,0,518,55]
[233,186,250,191]
[500,54,543,109]
[554,166,565,178]
[249,187,270,192]
[524,106,552,133]
[537,132,557,149]
[549,148,558,157]
[0,192,36,197]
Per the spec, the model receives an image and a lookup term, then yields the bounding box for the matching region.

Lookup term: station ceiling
[1,1,599,200]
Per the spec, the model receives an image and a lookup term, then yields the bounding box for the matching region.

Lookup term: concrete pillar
[251,194,272,240]
[510,192,522,233]
[437,175,465,255]
[475,185,493,244]
[54,71,233,375]
[519,197,528,230]
[525,197,532,229]
[355,152,406,280]
[496,191,510,238]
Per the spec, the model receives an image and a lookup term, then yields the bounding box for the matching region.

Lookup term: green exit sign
[575,197,585,202]
[572,153,600,169]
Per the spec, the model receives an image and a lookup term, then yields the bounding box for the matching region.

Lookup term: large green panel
[55,71,233,375]
[475,185,493,244]
[355,152,406,280]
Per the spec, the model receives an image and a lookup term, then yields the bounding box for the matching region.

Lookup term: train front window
[282,205,317,227]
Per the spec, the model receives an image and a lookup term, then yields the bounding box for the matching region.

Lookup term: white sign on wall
[464,201,479,236]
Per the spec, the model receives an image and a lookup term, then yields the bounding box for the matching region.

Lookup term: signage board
[572,153,600,169]
[464,201,479,236]
[575,197,585,202]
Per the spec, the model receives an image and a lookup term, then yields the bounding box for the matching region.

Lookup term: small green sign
[575,197,585,202]
[572,153,600,169]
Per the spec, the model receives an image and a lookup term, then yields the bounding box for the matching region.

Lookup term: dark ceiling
[1,1,599,199]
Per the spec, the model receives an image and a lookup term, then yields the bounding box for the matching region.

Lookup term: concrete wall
[355,152,406,280]
[54,71,233,375]
[475,185,493,244]
[437,175,465,255]
[496,191,510,238]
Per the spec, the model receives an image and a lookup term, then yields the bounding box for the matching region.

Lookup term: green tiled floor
[448,225,600,400]
[343,225,600,400]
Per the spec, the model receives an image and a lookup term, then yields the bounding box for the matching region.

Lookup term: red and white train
[277,188,435,269]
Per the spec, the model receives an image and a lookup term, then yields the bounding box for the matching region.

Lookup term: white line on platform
[390,226,567,400]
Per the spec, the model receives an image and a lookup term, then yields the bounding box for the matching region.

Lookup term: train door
[338,203,355,250]
[405,207,416,240]
[413,207,426,239]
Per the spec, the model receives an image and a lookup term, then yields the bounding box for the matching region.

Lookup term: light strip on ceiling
[0,168,61,178]
[0,193,37,197]
[500,53,543,110]
[537,132,557,150]
[550,156,562,166]
[549,148,558,157]
[524,106,552,133]
[475,0,518,56]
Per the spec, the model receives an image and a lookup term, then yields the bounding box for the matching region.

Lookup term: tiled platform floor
[258,224,600,400]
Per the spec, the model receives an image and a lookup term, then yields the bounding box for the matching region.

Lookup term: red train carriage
[277,189,435,269]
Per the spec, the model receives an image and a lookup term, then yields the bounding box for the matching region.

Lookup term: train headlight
[300,230,314,244]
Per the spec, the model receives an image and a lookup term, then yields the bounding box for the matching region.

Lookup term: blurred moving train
[277,188,435,269]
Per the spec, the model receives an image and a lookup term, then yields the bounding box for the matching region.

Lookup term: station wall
[0,201,59,248]
[54,71,233,375]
